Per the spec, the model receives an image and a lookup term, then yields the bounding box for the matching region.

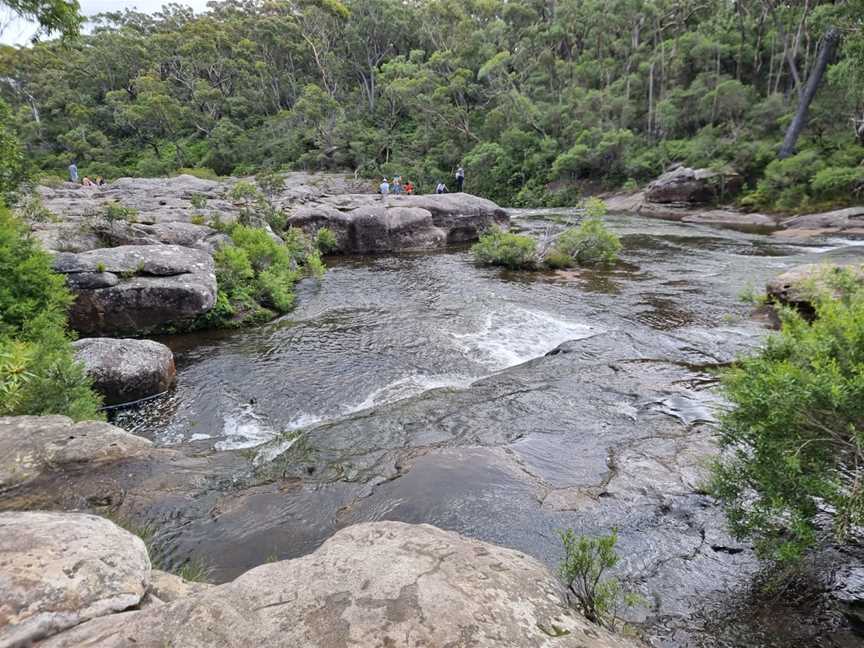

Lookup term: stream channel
[112,210,864,647]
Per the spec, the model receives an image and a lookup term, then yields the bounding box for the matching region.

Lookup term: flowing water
[111,211,864,647]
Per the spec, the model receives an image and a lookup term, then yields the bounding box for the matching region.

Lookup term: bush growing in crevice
[471,227,538,269]
[558,529,640,629]
[198,223,325,329]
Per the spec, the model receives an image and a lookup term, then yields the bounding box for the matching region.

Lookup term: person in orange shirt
[405,181,414,195]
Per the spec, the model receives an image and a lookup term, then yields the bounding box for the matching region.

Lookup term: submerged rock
[645,166,743,204]
[40,521,638,648]
[287,193,509,253]
[73,338,176,406]
[53,245,216,335]
[0,416,152,492]
[0,511,150,647]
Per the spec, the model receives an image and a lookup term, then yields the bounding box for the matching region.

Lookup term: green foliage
[0,207,101,420]
[471,228,537,270]
[553,203,621,266]
[543,248,574,269]
[0,100,28,201]
[314,227,338,253]
[810,166,864,200]
[190,194,208,210]
[15,192,57,224]
[176,167,219,180]
[205,224,325,328]
[100,200,139,231]
[558,529,636,628]
[711,268,864,562]
[2,0,864,212]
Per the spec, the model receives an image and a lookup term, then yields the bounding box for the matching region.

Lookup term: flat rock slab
[0,511,150,647]
[73,338,176,406]
[53,245,216,335]
[41,521,638,648]
[780,206,864,231]
[288,193,509,253]
[0,415,152,492]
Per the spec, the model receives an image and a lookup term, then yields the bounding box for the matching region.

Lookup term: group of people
[68,161,105,187]
[378,175,415,195]
[378,167,465,196]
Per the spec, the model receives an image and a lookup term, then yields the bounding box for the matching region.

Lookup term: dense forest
[1,0,864,209]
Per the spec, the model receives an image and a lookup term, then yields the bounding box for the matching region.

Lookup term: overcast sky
[1,1,211,45]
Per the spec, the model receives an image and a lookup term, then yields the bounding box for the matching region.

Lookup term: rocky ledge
[0,416,152,493]
[285,192,509,253]
[0,512,639,648]
[73,338,176,406]
[53,245,216,335]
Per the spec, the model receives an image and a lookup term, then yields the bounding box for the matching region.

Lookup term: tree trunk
[778,28,840,159]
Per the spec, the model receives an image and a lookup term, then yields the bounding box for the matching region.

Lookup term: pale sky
[1,1,211,45]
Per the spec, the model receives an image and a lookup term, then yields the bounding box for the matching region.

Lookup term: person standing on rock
[455,166,465,192]
[68,160,78,183]
[379,177,390,198]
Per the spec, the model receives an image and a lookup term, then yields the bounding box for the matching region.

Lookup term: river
[112,210,863,647]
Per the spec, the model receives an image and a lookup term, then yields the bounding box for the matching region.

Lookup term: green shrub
[37,174,66,188]
[205,224,325,327]
[190,213,206,226]
[0,207,101,420]
[16,193,57,224]
[554,219,621,266]
[101,200,138,230]
[742,150,825,211]
[471,228,538,269]
[190,194,208,210]
[314,227,338,253]
[543,247,574,269]
[711,268,864,562]
[810,166,864,200]
[558,529,638,628]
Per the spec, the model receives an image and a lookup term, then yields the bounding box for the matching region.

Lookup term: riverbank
[3,207,862,646]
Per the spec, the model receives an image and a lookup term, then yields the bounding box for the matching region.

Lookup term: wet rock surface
[39,521,638,648]
[0,511,150,647]
[0,416,152,492]
[73,338,176,406]
[53,244,216,335]
[286,192,509,253]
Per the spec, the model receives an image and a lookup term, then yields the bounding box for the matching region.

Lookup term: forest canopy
[1,0,863,208]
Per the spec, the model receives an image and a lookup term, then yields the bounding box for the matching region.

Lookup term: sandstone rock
[0,511,150,647]
[766,262,864,314]
[781,206,864,231]
[148,570,212,603]
[40,522,639,648]
[0,416,152,492]
[287,193,509,253]
[73,338,176,406]
[98,221,231,254]
[645,166,743,204]
[831,565,864,632]
[53,245,216,335]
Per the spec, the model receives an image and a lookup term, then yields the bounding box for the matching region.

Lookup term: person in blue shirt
[68,161,79,183]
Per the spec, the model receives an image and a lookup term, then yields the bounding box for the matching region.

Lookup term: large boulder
[40,521,639,648]
[766,262,864,314]
[645,166,743,204]
[0,511,151,647]
[73,338,176,406]
[53,245,216,335]
[287,193,509,253]
[0,416,152,492]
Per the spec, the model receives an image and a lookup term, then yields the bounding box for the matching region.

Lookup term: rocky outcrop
[774,206,864,240]
[97,221,230,255]
[39,521,638,648]
[147,570,213,603]
[645,165,743,204]
[0,511,150,647]
[832,565,864,632]
[73,338,176,406]
[287,193,509,253]
[53,245,216,335]
[766,262,864,314]
[0,416,152,492]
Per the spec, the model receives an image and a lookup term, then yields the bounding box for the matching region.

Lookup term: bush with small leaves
[314,227,338,253]
[554,219,621,266]
[471,227,538,269]
[558,529,638,629]
[711,268,864,562]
